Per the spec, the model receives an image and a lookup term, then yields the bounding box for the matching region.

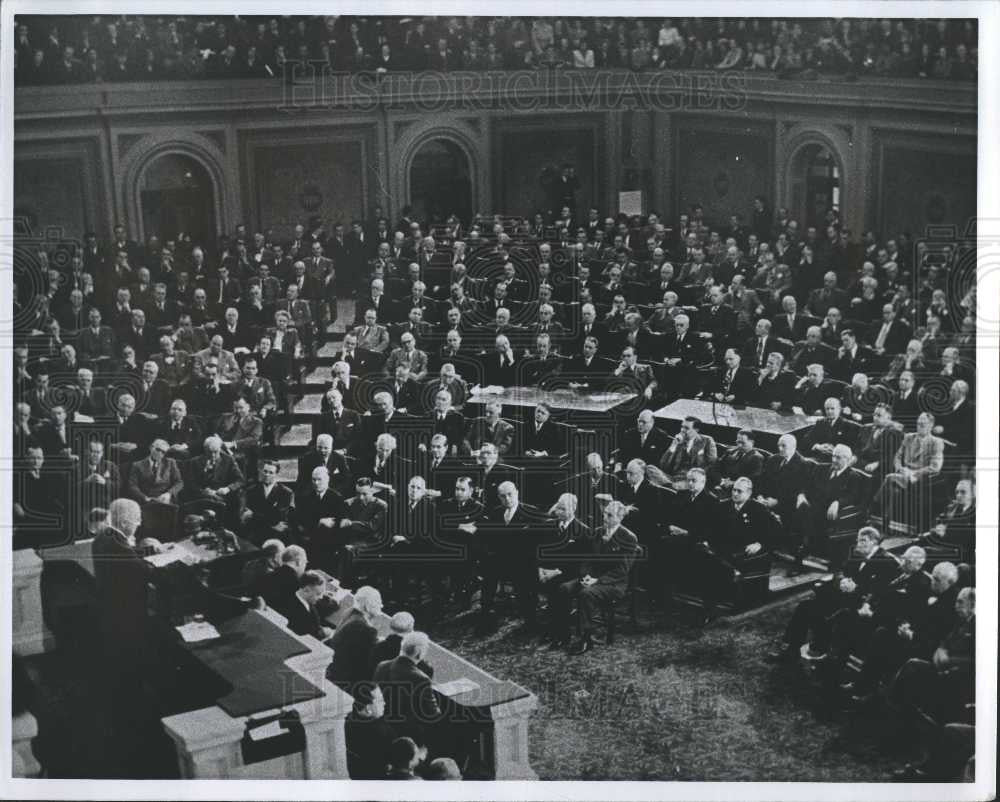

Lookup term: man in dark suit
[119,309,157,363]
[742,319,788,372]
[434,476,486,603]
[125,438,184,509]
[483,335,519,386]
[767,526,897,663]
[870,303,913,357]
[659,315,709,398]
[373,631,442,747]
[833,329,875,382]
[465,482,545,633]
[618,457,670,604]
[158,399,201,461]
[240,459,293,545]
[807,444,865,551]
[794,363,838,416]
[773,296,810,343]
[284,571,335,641]
[135,360,172,418]
[537,494,594,638]
[804,397,860,459]
[328,586,382,697]
[806,272,849,319]
[13,446,67,550]
[562,336,611,390]
[856,404,905,495]
[91,499,154,746]
[698,288,738,353]
[756,433,814,570]
[257,544,307,618]
[426,388,465,454]
[369,611,435,677]
[616,409,670,471]
[471,443,518,510]
[715,429,765,491]
[750,352,795,410]
[790,327,837,376]
[297,434,352,497]
[292,464,350,570]
[662,468,715,602]
[315,388,362,452]
[695,478,772,619]
[708,348,756,405]
[180,435,245,523]
[550,500,639,655]
[523,402,566,458]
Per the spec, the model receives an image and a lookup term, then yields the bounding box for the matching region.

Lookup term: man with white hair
[485,334,518,386]
[329,585,384,697]
[467,481,545,634]
[551,500,638,655]
[181,434,245,521]
[291,465,349,568]
[373,630,442,744]
[538,493,593,644]
[806,443,864,553]
[369,611,435,678]
[93,498,149,659]
[296,433,351,495]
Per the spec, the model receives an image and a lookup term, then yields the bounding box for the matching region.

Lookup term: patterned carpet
[433,597,915,781]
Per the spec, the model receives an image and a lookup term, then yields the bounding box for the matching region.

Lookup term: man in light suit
[192,335,241,382]
[351,307,391,354]
[463,399,515,456]
[126,438,184,505]
[875,412,945,531]
[659,416,718,486]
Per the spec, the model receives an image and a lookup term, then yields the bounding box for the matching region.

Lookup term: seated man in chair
[549,500,639,655]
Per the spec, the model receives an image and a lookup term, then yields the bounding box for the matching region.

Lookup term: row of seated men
[764,526,976,780]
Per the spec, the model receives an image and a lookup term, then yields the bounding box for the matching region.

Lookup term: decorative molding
[392,116,486,217]
[197,130,228,153]
[117,130,231,242]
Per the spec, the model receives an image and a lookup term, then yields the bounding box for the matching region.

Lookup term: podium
[161,607,354,779]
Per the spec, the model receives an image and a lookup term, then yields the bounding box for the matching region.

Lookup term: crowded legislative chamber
[9,14,980,784]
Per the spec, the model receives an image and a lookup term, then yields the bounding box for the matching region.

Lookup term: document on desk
[146,548,189,568]
[176,621,221,643]
[434,678,480,697]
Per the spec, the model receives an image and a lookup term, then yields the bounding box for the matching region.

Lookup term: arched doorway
[788,143,842,230]
[139,153,217,246]
[409,138,473,227]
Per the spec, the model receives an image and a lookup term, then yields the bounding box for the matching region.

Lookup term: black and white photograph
[2,2,997,798]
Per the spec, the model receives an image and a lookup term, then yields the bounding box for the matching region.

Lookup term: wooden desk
[653,399,815,451]
[328,592,538,779]
[468,385,636,414]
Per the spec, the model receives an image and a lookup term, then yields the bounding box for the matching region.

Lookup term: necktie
[757,339,764,363]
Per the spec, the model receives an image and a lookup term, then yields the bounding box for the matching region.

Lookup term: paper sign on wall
[619,190,643,216]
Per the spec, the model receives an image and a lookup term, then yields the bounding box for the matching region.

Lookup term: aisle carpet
[433,598,913,781]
